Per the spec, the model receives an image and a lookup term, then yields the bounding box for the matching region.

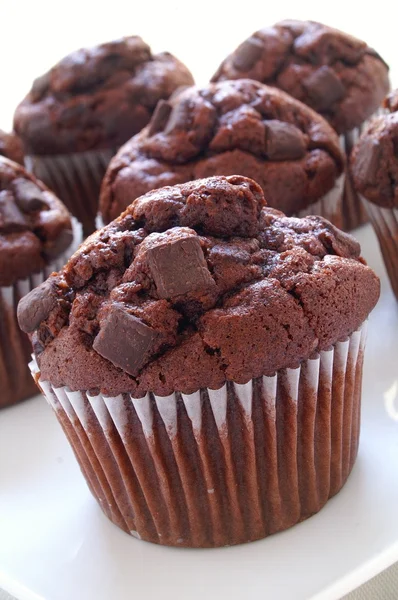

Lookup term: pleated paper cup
[32,323,367,547]
[295,173,345,229]
[0,218,82,409]
[360,195,398,300]
[25,148,116,237]
[340,109,385,231]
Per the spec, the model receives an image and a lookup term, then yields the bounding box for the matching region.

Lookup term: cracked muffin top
[13,36,194,155]
[18,175,379,397]
[211,20,390,134]
[100,79,344,223]
[0,130,24,165]
[0,157,73,286]
[350,91,398,208]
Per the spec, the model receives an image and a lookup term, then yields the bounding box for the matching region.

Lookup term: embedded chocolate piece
[93,305,159,376]
[147,100,172,136]
[0,190,27,231]
[147,234,214,298]
[233,38,263,71]
[264,120,306,160]
[303,67,345,111]
[12,178,49,212]
[352,138,381,185]
[17,280,57,333]
[43,228,74,259]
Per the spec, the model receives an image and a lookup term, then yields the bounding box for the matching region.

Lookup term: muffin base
[0,218,82,409]
[25,149,116,236]
[295,174,344,229]
[33,323,367,547]
[361,196,398,300]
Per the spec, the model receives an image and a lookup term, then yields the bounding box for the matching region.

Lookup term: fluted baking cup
[295,173,344,229]
[25,149,116,236]
[32,323,367,547]
[0,218,82,408]
[361,196,398,300]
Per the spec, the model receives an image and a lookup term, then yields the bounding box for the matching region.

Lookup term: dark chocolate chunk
[31,72,51,102]
[233,38,263,71]
[11,178,49,212]
[17,280,57,333]
[93,304,159,377]
[164,100,190,134]
[43,228,74,259]
[352,137,381,185]
[0,190,27,231]
[147,235,214,298]
[303,66,345,111]
[264,120,307,160]
[147,100,172,136]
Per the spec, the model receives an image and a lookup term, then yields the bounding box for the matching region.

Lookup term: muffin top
[13,36,194,155]
[211,20,390,134]
[0,130,24,165]
[351,93,398,208]
[100,79,344,223]
[0,157,73,286]
[18,175,379,397]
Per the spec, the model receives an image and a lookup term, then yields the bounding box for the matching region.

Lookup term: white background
[0,0,397,132]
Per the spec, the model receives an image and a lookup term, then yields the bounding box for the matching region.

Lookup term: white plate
[0,224,397,600]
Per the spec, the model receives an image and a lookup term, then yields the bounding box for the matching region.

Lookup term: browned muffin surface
[351,102,398,208]
[100,79,344,223]
[18,176,379,397]
[0,130,24,165]
[0,157,73,285]
[211,20,389,134]
[14,36,194,155]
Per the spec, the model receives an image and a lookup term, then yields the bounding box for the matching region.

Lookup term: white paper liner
[0,217,82,408]
[339,108,385,231]
[294,173,345,228]
[360,194,398,299]
[32,323,368,547]
[25,148,116,236]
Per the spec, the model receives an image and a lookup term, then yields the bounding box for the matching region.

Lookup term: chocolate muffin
[100,80,344,227]
[14,36,194,235]
[0,156,78,408]
[19,175,379,546]
[211,20,390,230]
[0,130,24,165]
[351,93,398,299]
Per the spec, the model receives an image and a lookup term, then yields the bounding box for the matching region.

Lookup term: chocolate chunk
[147,235,214,298]
[43,228,74,259]
[31,72,51,102]
[93,304,159,376]
[264,120,307,160]
[352,137,381,185]
[0,190,27,231]
[147,100,172,136]
[303,66,345,111]
[11,178,49,212]
[164,100,190,134]
[233,38,263,71]
[17,280,57,333]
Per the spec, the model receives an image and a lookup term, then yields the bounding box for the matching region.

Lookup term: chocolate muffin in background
[0,157,79,408]
[0,130,24,165]
[211,20,390,231]
[100,79,344,226]
[20,175,379,547]
[13,35,194,235]
[351,91,398,300]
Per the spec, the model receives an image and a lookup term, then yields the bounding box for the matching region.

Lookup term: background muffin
[351,93,398,299]
[100,79,344,226]
[0,129,24,165]
[0,157,79,408]
[14,35,194,235]
[20,175,379,546]
[211,20,390,230]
